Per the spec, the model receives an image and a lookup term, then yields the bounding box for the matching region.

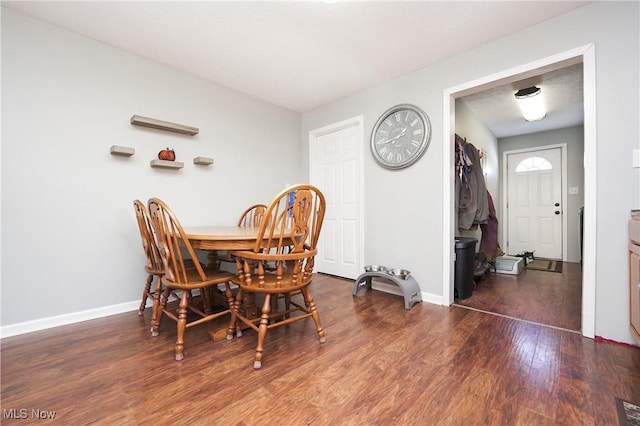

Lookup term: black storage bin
[454,237,477,299]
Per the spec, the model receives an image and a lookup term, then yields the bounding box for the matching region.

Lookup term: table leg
[206,250,220,268]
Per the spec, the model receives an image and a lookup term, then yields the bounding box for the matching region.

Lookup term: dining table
[183,225,264,251]
[182,225,265,341]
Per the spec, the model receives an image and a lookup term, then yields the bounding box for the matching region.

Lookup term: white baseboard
[0,300,147,339]
[2,282,443,339]
[421,291,443,305]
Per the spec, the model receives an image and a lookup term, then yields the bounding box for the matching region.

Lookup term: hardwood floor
[2,273,639,425]
[455,261,582,332]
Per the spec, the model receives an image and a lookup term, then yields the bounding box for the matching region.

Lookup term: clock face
[370,104,431,169]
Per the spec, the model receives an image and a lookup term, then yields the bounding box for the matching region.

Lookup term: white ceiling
[461,62,584,138]
[2,1,589,137]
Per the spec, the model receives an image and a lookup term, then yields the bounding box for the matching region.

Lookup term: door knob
[554,202,560,207]
[555,210,560,215]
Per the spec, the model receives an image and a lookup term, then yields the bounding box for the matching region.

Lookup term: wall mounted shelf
[193,156,214,165]
[150,159,184,169]
[110,145,135,156]
[131,115,199,136]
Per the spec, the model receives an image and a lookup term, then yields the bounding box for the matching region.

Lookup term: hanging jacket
[480,190,504,262]
[457,140,489,230]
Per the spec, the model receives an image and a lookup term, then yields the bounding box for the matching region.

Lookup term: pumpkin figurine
[158,148,176,161]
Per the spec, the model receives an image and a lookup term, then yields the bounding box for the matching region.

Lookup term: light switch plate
[633,149,640,168]
[569,187,579,195]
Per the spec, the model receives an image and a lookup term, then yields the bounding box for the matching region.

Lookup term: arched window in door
[515,156,552,173]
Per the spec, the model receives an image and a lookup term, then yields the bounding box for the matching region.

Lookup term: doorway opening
[442,44,596,338]
[459,140,580,332]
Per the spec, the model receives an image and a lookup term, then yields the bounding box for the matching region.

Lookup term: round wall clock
[370,103,431,169]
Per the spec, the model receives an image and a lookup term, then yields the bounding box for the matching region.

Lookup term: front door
[506,147,563,259]
[309,118,363,279]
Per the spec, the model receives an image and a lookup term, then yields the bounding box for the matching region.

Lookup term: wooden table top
[183,226,261,250]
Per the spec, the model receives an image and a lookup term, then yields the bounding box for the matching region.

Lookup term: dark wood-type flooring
[455,261,583,332]
[2,273,639,425]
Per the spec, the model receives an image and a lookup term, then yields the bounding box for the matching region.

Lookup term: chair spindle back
[147,198,206,285]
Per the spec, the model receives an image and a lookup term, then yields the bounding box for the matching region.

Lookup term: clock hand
[389,128,407,145]
[378,135,401,144]
[379,128,407,144]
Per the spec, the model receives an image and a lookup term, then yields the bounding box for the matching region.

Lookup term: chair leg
[270,294,284,323]
[284,293,292,318]
[151,286,170,336]
[223,282,234,313]
[254,294,271,369]
[224,282,242,340]
[302,287,326,344]
[149,276,161,329]
[139,274,154,316]
[227,288,243,340]
[174,291,188,361]
[201,286,212,314]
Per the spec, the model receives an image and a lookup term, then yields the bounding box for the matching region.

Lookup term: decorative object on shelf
[150,159,184,169]
[130,115,199,136]
[158,147,176,161]
[193,157,214,165]
[110,145,135,156]
[370,103,431,169]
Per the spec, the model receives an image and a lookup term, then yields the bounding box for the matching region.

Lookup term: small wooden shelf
[150,159,184,169]
[193,156,214,165]
[110,145,135,156]
[131,115,199,136]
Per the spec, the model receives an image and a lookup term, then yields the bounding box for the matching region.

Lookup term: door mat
[616,397,640,426]
[525,259,563,273]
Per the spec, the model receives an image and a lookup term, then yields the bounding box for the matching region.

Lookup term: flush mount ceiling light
[514,86,546,122]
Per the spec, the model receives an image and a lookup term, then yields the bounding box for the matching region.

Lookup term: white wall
[1,9,302,332]
[499,126,585,263]
[301,2,639,344]
[455,100,499,198]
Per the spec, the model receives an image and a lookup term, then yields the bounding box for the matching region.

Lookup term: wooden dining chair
[226,184,327,369]
[133,200,164,319]
[237,203,268,227]
[216,203,268,269]
[147,198,235,361]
